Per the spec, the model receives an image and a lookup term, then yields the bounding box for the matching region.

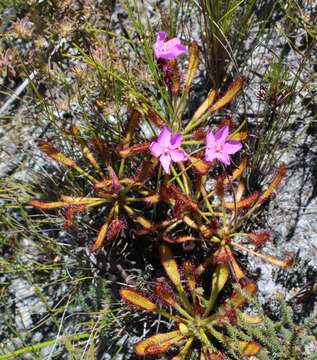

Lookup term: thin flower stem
[200,183,215,215]
[231,240,265,259]
[221,200,227,228]
[171,165,186,193]
[182,140,204,145]
[183,110,210,134]
[196,209,211,222]
[224,169,237,229]
[204,190,216,201]
[152,165,162,221]
[179,163,190,195]
[167,161,193,184]
[229,232,247,237]
[165,219,183,232]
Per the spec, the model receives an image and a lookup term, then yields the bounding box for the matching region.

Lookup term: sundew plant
[0,0,316,359]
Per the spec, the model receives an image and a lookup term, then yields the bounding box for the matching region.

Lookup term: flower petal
[149,141,163,157]
[216,152,230,165]
[205,149,216,163]
[222,140,242,155]
[170,133,183,149]
[170,149,187,162]
[157,50,182,60]
[154,47,163,59]
[214,126,229,145]
[157,127,172,148]
[154,33,167,59]
[165,37,182,48]
[160,154,172,174]
[206,129,216,148]
[164,39,187,58]
[173,43,187,56]
[157,32,167,42]
[154,35,187,59]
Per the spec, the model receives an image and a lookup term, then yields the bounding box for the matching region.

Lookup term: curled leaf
[213,246,231,264]
[162,184,198,211]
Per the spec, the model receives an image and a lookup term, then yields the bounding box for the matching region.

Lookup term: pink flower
[149,127,187,174]
[154,32,187,60]
[205,126,242,165]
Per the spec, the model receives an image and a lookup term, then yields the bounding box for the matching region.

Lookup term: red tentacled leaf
[106,218,127,241]
[247,231,271,247]
[63,205,86,230]
[147,109,166,128]
[154,281,177,307]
